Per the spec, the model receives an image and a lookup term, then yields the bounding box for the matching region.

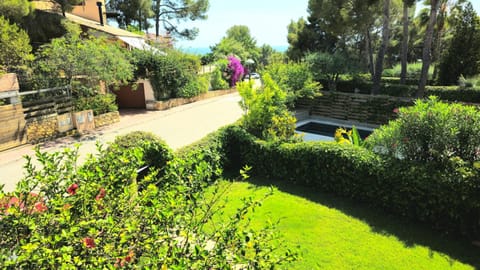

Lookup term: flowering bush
[0,139,296,268]
[227,55,244,87]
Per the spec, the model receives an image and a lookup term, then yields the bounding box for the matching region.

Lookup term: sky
[174,0,310,50]
[173,0,480,51]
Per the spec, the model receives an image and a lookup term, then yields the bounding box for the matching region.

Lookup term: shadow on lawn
[241,176,480,268]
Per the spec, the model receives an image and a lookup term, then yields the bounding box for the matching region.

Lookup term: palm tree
[372,0,391,95]
[417,0,440,97]
[400,0,416,84]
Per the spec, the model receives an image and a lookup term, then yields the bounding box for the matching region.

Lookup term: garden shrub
[133,49,201,99]
[107,131,173,173]
[210,68,229,90]
[0,139,295,268]
[365,96,480,164]
[319,77,480,102]
[425,86,480,103]
[74,93,118,116]
[263,62,321,108]
[178,74,210,98]
[221,123,480,237]
[237,74,298,141]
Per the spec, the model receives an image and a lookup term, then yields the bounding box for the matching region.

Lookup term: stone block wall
[94,111,120,128]
[147,89,236,110]
[26,115,58,143]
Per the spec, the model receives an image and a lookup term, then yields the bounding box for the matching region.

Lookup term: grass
[207,178,480,269]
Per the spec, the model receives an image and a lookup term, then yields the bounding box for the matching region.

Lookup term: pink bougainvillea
[227,56,244,87]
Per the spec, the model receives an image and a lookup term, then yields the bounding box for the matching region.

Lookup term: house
[31,0,164,52]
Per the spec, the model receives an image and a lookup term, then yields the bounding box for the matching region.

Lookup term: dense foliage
[0,133,296,268]
[34,22,134,92]
[438,3,480,85]
[74,93,118,116]
[366,96,480,165]
[0,0,31,23]
[263,62,321,108]
[221,123,480,238]
[133,49,206,99]
[108,0,209,39]
[306,52,357,91]
[209,68,229,90]
[0,16,33,74]
[237,74,297,141]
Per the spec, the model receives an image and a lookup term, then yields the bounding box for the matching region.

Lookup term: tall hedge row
[318,78,480,103]
[217,125,480,238]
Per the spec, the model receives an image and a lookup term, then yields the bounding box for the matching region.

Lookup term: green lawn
[208,178,480,269]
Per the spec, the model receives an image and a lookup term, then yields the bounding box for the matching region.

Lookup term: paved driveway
[0,93,243,192]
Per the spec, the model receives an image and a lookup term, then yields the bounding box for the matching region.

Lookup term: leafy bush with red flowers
[0,138,296,268]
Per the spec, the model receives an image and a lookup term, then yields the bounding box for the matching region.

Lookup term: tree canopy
[0,16,33,73]
[0,0,31,23]
[211,25,259,62]
[108,0,209,40]
[438,2,480,85]
[35,23,134,93]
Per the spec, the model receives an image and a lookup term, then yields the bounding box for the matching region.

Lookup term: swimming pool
[295,119,375,142]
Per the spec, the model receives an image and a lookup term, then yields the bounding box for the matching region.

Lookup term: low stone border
[94,111,120,128]
[146,89,236,111]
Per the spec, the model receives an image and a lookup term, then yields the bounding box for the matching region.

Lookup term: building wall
[71,0,107,24]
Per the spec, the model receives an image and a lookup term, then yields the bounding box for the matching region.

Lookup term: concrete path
[0,93,243,192]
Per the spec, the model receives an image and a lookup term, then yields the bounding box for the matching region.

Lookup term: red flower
[67,183,79,195]
[125,251,134,263]
[393,108,399,114]
[34,202,48,213]
[83,237,95,248]
[95,188,106,201]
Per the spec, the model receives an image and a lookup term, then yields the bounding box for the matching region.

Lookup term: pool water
[296,121,373,142]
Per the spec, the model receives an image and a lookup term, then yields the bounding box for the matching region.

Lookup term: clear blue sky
[174,0,480,50]
[174,0,309,50]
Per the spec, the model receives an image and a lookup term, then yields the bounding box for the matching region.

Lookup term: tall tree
[400,0,416,84]
[417,0,440,97]
[108,0,152,30]
[438,2,480,85]
[151,0,209,39]
[372,0,391,95]
[211,25,259,61]
[286,17,338,60]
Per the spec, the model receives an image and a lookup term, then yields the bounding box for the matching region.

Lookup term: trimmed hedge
[425,86,480,103]
[318,78,480,103]
[219,125,480,238]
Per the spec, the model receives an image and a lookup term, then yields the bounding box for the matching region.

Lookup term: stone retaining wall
[147,89,236,110]
[94,111,120,128]
[26,115,58,143]
[25,111,120,143]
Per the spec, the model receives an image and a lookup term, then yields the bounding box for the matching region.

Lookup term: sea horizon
[177,45,288,55]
